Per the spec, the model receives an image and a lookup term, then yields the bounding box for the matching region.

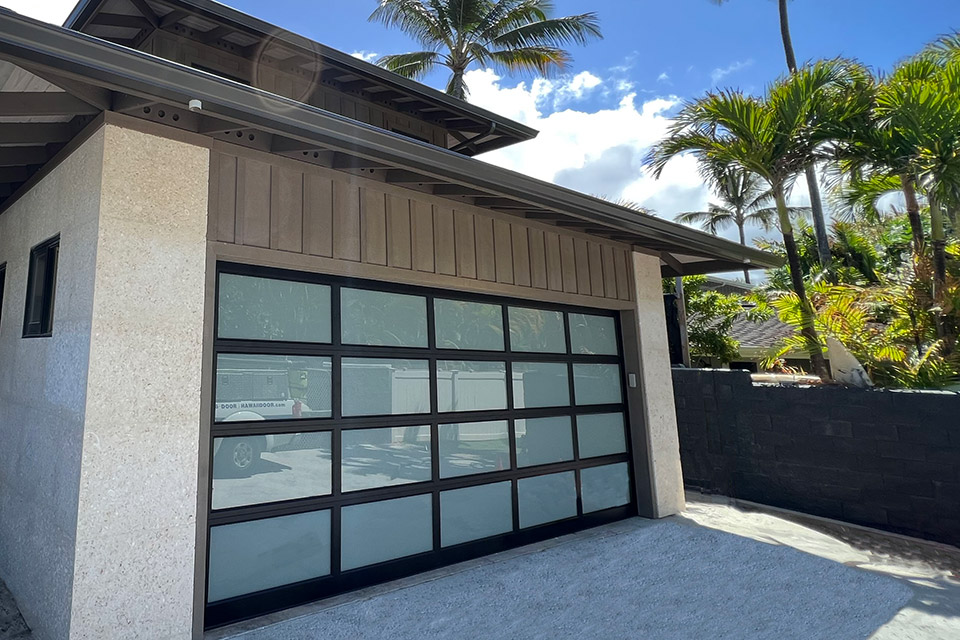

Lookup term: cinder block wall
[674,368,960,546]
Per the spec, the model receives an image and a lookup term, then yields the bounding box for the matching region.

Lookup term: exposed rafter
[0,92,99,117]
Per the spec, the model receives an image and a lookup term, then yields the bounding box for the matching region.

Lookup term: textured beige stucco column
[622,251,685,518]
[68,125,209,640]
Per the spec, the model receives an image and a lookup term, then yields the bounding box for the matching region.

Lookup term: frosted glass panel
[515,416,573,468]
[512,362,569,408]
[215,354,332,422]
[212,432,331,509]
[341,495,433,570]
[573,363,623,405]
[436,360,507,412]
[581,462,631,513]
[577,412,627,458]
[518,471,577,528]
[441,482,513,547]
[207,510,330,602]
[341,288,427,347]
[218,273,331,342]
[342,426,431,492]
[434,299,504,351]
[439,420,510,478]
[569,313,618,355]
[508,307,566,353]
[342,358,430,416]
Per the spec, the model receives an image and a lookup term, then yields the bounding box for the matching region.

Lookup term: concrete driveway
[209,493,960,640]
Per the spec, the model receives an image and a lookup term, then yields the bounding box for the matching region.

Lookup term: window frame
[22,235,59,338]
[0,262,6,331]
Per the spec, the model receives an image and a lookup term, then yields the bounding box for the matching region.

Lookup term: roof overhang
[63,0,538,156]
[0,9,781,278]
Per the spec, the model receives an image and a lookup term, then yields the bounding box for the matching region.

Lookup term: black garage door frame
[205,261,639,628]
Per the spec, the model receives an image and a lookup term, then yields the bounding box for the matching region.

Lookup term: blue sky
[6,0,959,267]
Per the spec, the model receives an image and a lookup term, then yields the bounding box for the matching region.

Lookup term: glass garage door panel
[518,471,577,528]
[217,273,331,343]
[340,288,428,347]
[512,362,570,409]
[440,481,513,547]
[581,462,631,513]
[341,358,430,417]
[341,426,431,492]
[515,416,574,468]
[436,360,507,412]
[508,306,566,353]
[573,363,623,405]
[207,510,331,602]
[439,420,510,478]
[212,432,332,509]
[215,354,332,422]
[569,313,618,355]
[434,298,504,351]
[576,413,627,459]
[341,494,433,571]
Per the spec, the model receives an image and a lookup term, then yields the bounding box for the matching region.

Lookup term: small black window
[23,235,59,338]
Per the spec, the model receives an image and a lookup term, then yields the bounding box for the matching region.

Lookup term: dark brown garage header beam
[0,92,99,117]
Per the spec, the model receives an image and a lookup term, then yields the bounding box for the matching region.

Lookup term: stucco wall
[0,130,106,640]
[67,125,210,640]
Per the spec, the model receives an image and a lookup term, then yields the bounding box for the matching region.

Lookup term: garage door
[205,263,635,627]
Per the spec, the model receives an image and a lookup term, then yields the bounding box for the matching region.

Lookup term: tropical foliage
[369,0,602,99]
[663,276,748,364]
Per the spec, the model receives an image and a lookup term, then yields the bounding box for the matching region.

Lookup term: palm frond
[490,13,602,49]
[375,51,441,79]
[487,46,570,75]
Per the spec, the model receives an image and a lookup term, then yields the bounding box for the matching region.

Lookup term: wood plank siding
[208,145,633,305]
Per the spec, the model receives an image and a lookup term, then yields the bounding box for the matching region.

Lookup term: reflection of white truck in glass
[214,364,324,476]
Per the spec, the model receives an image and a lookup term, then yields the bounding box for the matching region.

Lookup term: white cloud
[351,51,379,62]
[657,72,670,83]
[710,59,754,86]
[465,69,710,223]
[0,0,75,24]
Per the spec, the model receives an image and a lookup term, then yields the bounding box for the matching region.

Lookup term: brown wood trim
[208,241,634,310]
[208,138,632,251]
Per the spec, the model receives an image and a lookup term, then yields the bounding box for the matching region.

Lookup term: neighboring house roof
[730,314,795,350]
[64,0,538,156]
[0,9,781,277]
[702,276,754,296]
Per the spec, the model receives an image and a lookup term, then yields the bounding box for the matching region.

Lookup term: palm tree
[646,59,871,381]
[675,164,808,283]
[710,0,833,271]
[369,0,602,100]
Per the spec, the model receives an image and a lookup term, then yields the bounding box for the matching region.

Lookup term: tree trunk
[777,0,832,271]
[900,173,925,251]
[775,186,832,381]
[930,195,948,298]
[738,222,751,283]
[778,0,798,72]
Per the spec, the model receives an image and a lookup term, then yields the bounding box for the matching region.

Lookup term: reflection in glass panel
[217,273,331,343]
[576,412,627,458]
[342,358,430,417]
[518,471,577,528]
[434,299,504,351]
[513,362,569,408]
[441,482,513,547]
[207,510,330,602]
[581,462,631,513]
[573,363,623,405]
[516,416,573,468]
[436,361,507,412]
[215,354,332,422]
[342,426,431,492]
[569,313,618,355]
[341,288,427,347]
[341,494,432,570]
[439,420,510,478]
[212,432,331,509]
[508,307,566,353]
